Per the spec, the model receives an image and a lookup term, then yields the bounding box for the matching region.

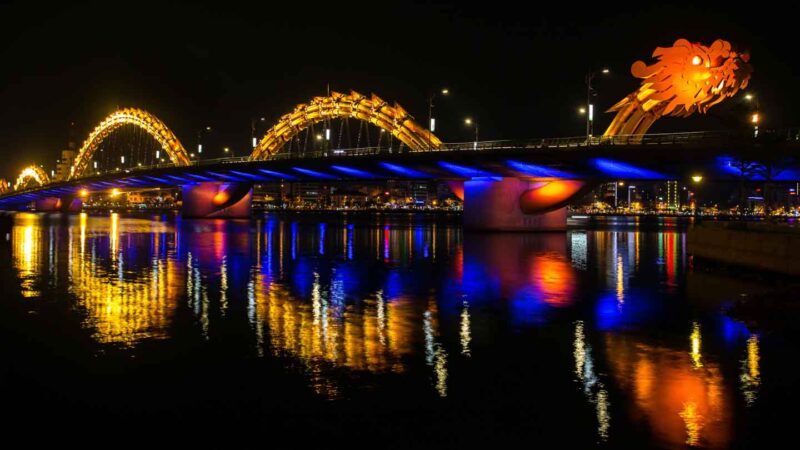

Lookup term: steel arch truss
[14,166,50,190]
[69,108,190,180]
[251,90,442,159]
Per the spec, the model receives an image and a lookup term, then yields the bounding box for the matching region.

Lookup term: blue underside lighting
[378,162,430,178]
[716,156,800,181]
[438,161,497,178]
[257,168,297,180]
[229,170,266,181]
[293,167,336,179]
[590,158,668,179]
[330,165,375,178]
[507,160,575,178]
[143,176,173,184]
[182,173,215,182]
[205,171,246,181]
[164,175,195,184]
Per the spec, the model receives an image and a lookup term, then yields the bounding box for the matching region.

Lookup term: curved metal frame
[14,166,50,190]
[69,108,190,180]
[251,90,441,160]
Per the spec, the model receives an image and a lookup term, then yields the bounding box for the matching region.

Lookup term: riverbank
[688,220,800,276]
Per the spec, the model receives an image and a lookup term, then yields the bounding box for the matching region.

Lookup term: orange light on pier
[519,180,586,213]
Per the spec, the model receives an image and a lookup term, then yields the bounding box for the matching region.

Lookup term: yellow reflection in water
[460,299,471,357]
[109,212,119,258]
[691,322,703,368]
[71,217,180,345]
[12,214,181,345]
[12,215,43,297]
[250,271,420,397]
[740,334,761,405]
[605,333,731,449]
[573,320,611,442]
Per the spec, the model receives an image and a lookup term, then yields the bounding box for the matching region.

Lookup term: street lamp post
[197,126,211,160]
[615,181,624,209]
[251,117,266,149]
[745,93,760,137]
[428,88,449,149]
[691,175,703,216]
[585,68,610,144]
[464,117,478,149]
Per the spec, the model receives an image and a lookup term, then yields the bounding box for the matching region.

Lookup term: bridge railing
[6,129,800,197]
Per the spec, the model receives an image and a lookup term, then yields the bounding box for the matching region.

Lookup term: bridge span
[2,129,799,230]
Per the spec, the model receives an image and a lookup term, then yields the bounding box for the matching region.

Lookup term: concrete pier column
[463,178,582,231]
[181,182,253,219]
[34,196,82,213]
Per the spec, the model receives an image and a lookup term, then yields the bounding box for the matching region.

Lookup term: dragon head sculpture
[605,39,752,135]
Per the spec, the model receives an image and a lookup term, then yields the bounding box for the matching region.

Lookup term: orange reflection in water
[605,333,731,449]
[530,254,574,307]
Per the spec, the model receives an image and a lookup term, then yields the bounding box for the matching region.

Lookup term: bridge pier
[463,178,585,231]
[34,196,82,213]
[181,182,253,219]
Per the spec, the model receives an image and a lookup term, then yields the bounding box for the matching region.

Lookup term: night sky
[1,1,798,179]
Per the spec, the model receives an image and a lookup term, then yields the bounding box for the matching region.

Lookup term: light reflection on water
[4,212,776,447]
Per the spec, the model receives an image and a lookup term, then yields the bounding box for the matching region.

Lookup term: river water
[1,212,798,447]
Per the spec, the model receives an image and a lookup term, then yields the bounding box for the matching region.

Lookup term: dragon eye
[692,56,702,65]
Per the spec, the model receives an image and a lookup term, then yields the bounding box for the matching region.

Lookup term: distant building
[126,192,145,204]
[55,122,78,181]
[666,180,679,210]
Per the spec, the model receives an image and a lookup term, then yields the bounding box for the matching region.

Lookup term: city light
[110,188,120,198]
[692,175,703,183]
[601,68,610,74]
[579,107,586,114]
[464,118,472,125]
[316,134,323,140]
[325,128,330,141]
[79,189,88,197]
[441,88,449,95]
[430,117,436,132]
[224,147,230,153]
[155,150,160,159]
[120,156,125,164]
[252,137,257,148]
[751,113,759,124]
[745,93,753,100]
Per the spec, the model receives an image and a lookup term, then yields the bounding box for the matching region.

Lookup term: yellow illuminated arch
[0,178,9,194]
[251,90,441,159]
[14,166,50,190]
[69,108,191,180]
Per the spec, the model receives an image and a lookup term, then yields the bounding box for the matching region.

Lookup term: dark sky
[0,1,797,179]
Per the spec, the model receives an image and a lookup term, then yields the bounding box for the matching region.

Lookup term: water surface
[1,212,798,447]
